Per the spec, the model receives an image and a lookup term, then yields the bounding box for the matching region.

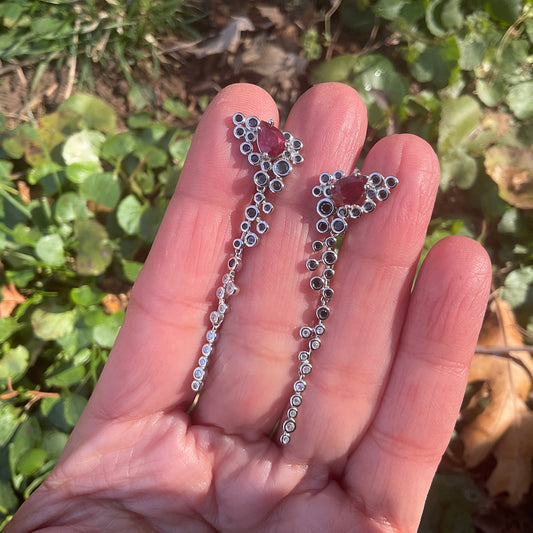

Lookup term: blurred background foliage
[0,0,532,530]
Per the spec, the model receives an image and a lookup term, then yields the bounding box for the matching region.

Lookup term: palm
[7,83,490,533]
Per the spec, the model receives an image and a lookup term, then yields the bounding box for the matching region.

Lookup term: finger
[283,134,440,462]
[343,236,491,532]
[84,84,280,420]
[193,83,368,437]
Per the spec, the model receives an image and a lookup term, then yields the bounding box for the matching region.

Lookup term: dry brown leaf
[16,180,31,204]
[461,297,533,504]
[484,145,533,209]
[102,292,129,314]
[0,283,25,318]
[486,398,533,505]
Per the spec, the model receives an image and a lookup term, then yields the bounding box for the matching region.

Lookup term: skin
[6,83,491,533]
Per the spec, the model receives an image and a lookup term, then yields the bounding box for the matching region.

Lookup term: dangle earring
[191,113,304,393]
[279,168,398,445]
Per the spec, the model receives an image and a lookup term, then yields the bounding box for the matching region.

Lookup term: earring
[191,113,304,393]
[279,168,398,445]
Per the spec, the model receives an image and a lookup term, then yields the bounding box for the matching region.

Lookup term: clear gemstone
[202,344,212,355]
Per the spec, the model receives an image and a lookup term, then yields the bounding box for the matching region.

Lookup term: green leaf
[35,234,66,266]
[0,317,23,344]
[59,94,116,134]
[15,448,48,476]
[407,37,460,88]
[476,78,506,107]
[506,81,533,120]
[101,132,137,162]
[128,83,156,111]
[70,285,102,307]
[41,430,68,460]
[425,0,463,37]
[74,220,113,276]
[122,260,143,282]
[54,192,90,223]
[45,363,86,388]
[31,307,76,340]
[438,95,482,154]
[133,145,168,168]
[501,266,533,310]
[93,311,124,348]
[117,195,145,235]
[62,130,105,166]
[483,0,522,24]
[65,161,102,184]
[0,478,18,515]
[169,138,191,167]
[0,345,29,385]
[63,393,87,427]
[440,148,477,190]
[139,202,167,242]
[163,98,191,119]
[373,0,409,20]
[0,403,22,447]
[79,172,121,209]
[9,418,41,466]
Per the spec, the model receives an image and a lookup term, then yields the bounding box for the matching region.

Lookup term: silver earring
[280,168,398,445]
[191,113,304,393]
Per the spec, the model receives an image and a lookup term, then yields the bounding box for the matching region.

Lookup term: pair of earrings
[190,113,398,445]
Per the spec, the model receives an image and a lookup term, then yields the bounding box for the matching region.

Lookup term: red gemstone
[331,173,367,205]
[257,121,286,158]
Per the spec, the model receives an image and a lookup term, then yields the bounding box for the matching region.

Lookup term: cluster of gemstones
[191,113,303,393]
[279,169,398,445]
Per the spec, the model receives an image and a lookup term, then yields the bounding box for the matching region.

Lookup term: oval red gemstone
[331,173,367,206]
[257,121,286,158]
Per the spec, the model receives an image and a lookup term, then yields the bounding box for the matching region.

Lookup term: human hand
[6,83,491,533]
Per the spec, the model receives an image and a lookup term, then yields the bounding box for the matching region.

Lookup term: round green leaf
[506,82,533,120]
[93,311,124,348]
[0,403,21,447]
[312,54,359,83]
[502,266,533,309]
[122,260,143,282]
[15,448,48,476]
[425,0,463,37]
[59,93,116,134]
[438,95,482,154]
[42,430,69,460]
[54,192,89,223]
[163,98,191,119]
[62,130,105,166]
[65,161,102,184]
[139,202,167,242]
[31,307,76,340]
[0,317,23,343]
[74,219,113,276]
[440,148,478,191]
[117,195,146,235]
[45,363,86,388]
[35,234,66,266]
[70,285,102,307]
[63,393,88,427]
[101,132,137,162]
[134,145,168,168]
[476,78,505,107]
[169,138,191,167]
[79,172,121,209]
[0,345,29,385]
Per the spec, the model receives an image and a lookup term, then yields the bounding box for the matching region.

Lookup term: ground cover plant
[1,0,532,530]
